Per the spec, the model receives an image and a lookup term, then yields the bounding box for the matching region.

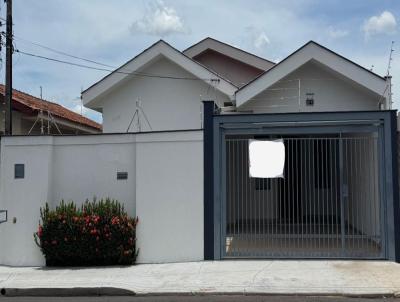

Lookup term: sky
[2,0,400,123]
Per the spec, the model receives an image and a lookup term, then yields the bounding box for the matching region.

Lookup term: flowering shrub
[34,198,138,266]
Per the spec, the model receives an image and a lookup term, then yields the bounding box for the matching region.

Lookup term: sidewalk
[1,261,400,297]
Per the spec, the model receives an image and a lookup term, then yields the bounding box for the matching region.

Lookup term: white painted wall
[98,57,230,133]
[0,130,203,266]
[240,61,382,113]
[135,131,204,263]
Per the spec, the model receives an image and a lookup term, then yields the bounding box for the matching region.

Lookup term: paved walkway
[1,261,400,297]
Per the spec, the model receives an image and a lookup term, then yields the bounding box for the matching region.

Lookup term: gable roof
[0,84,101,130]
[183,37,275,71]
[82,40,238,108]
[235,41,388,107]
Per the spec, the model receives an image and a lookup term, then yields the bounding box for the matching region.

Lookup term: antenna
[386,41,395,76]
[126,97,152,133]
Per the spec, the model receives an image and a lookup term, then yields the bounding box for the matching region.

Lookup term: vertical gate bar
[260,147,268,251]
[371,137,376,253]
[299,139,305,253]
[316,139,319,252]
[308,138,312,254]
[238,141,245,255]
[326,138,333,255]
[245,140,249,256]
[371,137,376,254]
[367,137,372,254]
[231,140,234,256]
[235,140,239,257]
[329,139,333,253]
[295,139,298,253]
[245,140,248,257]
[355,138,359,251]
[356,138,360,251]
[346,138,350,254]
[339,135,345,252]
[322,138,329,255]
[350,138,354,253]
[292,138,295,254]
[367,138,371,254]
[280,157,282,256]
[360,138,364,252]
[312,139,316,253]
[245,139,248,257]
[282,139,286,254]
[263,151,266,255]
[285,139,293,252]
[260,146,265,256]
[227,140,230,256]
[231,140,234,257]
[321,138,324,253]
[324,138,327,252]
[373,136,379,253]
[334,138,339,251]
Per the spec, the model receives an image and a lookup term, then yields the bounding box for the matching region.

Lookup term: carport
[203,102,399,261]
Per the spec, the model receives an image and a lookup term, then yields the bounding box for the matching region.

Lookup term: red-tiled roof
[0,84,101,130]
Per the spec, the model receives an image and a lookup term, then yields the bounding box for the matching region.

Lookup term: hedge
[34,198,138,266]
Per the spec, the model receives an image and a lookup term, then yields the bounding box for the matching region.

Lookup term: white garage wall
[0,130,203,266]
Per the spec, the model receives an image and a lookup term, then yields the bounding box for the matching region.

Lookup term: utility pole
[4,0,12,135]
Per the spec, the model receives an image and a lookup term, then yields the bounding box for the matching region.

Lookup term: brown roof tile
[0,84,101,130]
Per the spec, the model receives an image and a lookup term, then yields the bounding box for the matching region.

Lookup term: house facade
[0,37,398,266]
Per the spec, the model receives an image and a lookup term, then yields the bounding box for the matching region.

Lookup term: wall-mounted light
[117,172,128,180]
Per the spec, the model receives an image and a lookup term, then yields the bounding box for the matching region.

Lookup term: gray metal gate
[223,134,384,259]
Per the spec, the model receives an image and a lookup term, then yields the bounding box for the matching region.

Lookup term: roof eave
[235,41,387,107]
[82,40,238,108]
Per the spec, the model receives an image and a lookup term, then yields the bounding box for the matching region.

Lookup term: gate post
[203,100,216,260]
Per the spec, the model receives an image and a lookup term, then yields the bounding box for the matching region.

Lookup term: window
[14,164,25,179]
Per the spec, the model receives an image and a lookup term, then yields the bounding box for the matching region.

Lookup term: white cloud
[327,26,349,39]
[130,1,188,37]
[244,27,270,50]
[362,11,397,38]
[254,32,270,49]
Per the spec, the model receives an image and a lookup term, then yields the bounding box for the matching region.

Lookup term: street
[1,296,399,302]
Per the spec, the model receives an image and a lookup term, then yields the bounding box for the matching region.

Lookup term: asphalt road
[0,296,399,302]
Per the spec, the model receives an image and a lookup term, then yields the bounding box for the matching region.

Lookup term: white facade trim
[82,40,237,108]
[183,37,275,71]
[235,41,388,108]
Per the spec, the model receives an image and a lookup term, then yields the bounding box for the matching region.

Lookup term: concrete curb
[0,287,136,297]
[1,287,398,298]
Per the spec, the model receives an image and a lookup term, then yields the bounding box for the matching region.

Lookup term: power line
[15,49,221,82]
[13,35,116,68]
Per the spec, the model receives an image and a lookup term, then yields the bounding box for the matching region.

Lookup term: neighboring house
[0,37,398,266]
[0,85,101,135]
